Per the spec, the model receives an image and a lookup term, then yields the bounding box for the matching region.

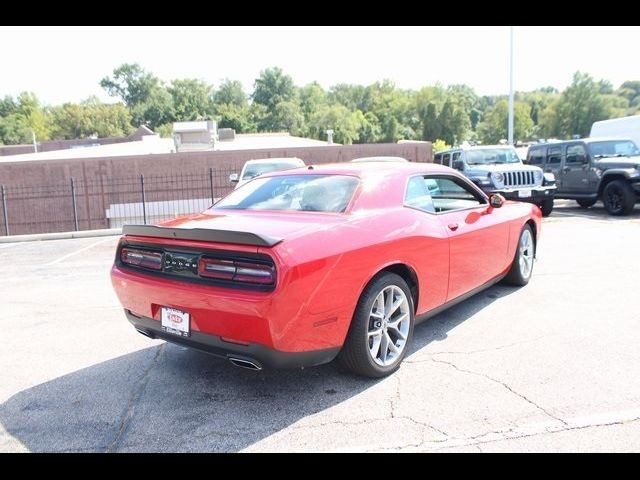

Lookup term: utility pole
[508,26,515,145]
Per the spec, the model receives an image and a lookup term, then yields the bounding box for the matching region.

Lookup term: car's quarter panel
[258,207,450,350]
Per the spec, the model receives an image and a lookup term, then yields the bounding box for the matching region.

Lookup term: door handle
[448,223,459,231]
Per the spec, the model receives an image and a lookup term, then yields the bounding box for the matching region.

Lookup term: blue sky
[1,26,638,105]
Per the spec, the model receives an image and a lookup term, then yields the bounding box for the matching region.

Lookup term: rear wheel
[576,198,597,208]
[338,272,414,378]
[603,180,635,215]
[538,199,554,217]
[502,225,535,286]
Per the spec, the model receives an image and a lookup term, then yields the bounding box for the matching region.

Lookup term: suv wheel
[502,224,535,286]
[338,272,414,378]
[539,199,553,217]
[576,199,597,208]
[603,180,635,215]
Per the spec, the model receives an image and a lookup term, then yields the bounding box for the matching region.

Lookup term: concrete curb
[0,228,122,243]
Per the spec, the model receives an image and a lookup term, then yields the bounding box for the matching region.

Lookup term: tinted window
[566,144,587,164]
[434,153,442,165]
[548,146,562,164]
[588,140,640,157]
[452,152,461,161]
[214,174,359,213]
[442,153,451,167]
[528,148,545,165]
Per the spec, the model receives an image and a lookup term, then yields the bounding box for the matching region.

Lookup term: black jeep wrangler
[435,145,556,216]
[527,138,640,215]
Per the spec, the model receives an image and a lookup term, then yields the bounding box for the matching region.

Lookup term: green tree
[477,99,534,143]
[215,103,256,133]
[309,105,362,144]
[168,79,213,121]
[554,72,617,138]
[50,97,133,139]
[214,79,248,107]
[130,87,174,129]
[100,63,160,107]
[252,67,295,113]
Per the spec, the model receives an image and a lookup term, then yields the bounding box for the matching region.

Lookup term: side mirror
[229,173,239,184]
[489,193,505,209]
[452,160,464,171]
[581,155,589,165]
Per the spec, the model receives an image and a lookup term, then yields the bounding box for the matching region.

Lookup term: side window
[434,153,442,165]
[452,152,461,162]
[405,176,435,213]
[566,144,587,164]
[442,153,451,167]
[406,176,485,213]
[528,148,544,166]
[547,146,562,164]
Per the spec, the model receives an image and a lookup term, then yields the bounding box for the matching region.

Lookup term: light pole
[508,26,514,145]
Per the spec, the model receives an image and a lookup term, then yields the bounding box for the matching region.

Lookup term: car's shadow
[0,284,519,452]
[550,200,640,221]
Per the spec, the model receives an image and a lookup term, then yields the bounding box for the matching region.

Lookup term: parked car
[526,138,640,215]
[229,157,305,188]
[111,162,541,378]
[435,145,556,216]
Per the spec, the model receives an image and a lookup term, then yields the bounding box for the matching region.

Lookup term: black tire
[602,180,635,215]
[338,272,414,378]
[576,199,597,208]
[502,224,535,286]
[539,199,554,217]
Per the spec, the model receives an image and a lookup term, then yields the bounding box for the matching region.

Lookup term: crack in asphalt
[432,416,640,452]
[106,344,165,453]
[424,334,551,357]
[430,358,568,426]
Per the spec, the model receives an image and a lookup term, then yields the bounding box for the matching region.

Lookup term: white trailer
[590,115,640,147]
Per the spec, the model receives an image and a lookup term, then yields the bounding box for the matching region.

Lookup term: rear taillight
[199,257,275,285]
[120,248,163,270]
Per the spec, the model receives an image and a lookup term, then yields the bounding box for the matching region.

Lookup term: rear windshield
[213,174,359,213]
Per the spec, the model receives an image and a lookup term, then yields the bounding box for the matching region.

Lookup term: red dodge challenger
[111,162,541,378]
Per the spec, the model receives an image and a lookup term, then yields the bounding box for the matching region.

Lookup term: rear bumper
[125,310,340,369]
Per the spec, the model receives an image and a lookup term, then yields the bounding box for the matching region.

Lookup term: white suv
[229,157,305,189]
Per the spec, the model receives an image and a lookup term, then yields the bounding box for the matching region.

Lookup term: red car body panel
[111,163,541,366]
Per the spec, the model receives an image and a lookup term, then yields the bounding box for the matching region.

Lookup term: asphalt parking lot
[1,201,639,452]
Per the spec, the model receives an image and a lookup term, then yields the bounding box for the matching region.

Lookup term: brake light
[199,257,275,285]
[120,248,163,270]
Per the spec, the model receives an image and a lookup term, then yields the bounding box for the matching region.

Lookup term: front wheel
[538,199,554,217]
[338,272,414,378]
[603,180,635,215]
[502,224,535,286]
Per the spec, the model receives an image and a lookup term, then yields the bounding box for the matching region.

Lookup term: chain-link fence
[0,169,235,236]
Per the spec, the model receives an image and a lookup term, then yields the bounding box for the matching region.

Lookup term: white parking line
[45,237,115,266]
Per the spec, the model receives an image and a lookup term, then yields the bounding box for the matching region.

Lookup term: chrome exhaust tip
[228,357,262,371]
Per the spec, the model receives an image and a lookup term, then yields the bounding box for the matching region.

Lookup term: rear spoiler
[122,225,282,247]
